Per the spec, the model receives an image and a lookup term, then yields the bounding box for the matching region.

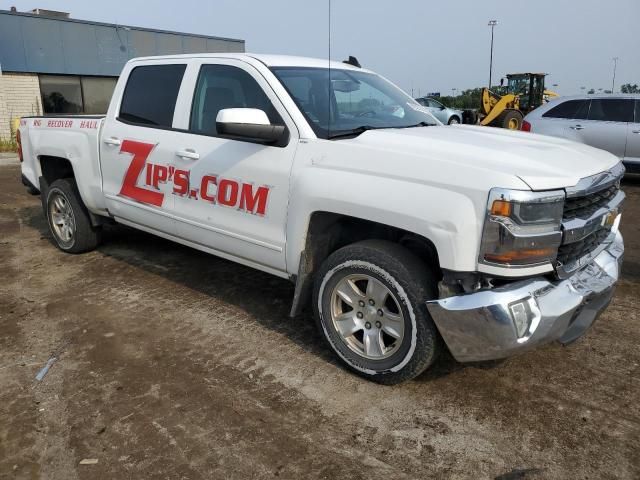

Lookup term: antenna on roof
[327,0,331,139]
[343,56,361,68]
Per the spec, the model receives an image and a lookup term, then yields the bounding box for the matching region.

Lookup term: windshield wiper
[393,121,434,129]
[327,121,433,140]
[327,125,377,140]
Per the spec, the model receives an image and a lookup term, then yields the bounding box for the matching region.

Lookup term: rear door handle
[632,130,640,134]
[103,137,121,146]
[176,149,200,160]
[570,125,585,130]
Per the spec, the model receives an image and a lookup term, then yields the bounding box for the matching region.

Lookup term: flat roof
[0,10,245,76]
[0,9,244,43]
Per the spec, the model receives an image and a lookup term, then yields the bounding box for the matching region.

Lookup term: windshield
[270,67,439,139]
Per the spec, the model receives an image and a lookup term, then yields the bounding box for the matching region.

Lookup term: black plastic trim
[21,174,40,194]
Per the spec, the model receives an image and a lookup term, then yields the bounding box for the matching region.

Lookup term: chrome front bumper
[426,231,624,362]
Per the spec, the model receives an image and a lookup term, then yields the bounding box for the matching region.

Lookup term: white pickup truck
[18,53,625,383]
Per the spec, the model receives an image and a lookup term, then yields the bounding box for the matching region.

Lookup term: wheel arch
[289,211,442,317]
[38,155,106,227]
[39,155,75,187]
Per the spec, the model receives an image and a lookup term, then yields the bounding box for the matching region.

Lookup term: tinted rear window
[542,99,588,119]
[119,64,186,127]
[587,99,634,122]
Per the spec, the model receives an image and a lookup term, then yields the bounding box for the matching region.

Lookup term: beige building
[0,72,42,139]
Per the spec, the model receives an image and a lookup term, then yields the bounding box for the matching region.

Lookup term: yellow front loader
[480,73,551,129]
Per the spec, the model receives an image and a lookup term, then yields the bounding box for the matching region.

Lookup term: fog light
[509,300,531,338]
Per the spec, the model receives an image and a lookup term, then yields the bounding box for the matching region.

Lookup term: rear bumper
[426,231,623,362]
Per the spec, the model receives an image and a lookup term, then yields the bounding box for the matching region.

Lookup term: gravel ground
[1,162,639,480]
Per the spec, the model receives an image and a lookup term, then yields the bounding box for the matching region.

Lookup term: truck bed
[19,115,107,215]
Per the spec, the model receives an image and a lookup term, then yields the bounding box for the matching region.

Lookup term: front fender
[285,165,484,275]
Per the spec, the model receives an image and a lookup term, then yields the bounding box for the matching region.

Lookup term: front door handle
[632,130,640,134]
[176,149,200,160]
[570,125,585,131]
[103,137,121,146]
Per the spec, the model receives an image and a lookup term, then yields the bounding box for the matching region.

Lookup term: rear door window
[119,64,187,128]
[587,99,634,122]
[542,99,588,119]
[635,100,640,123]
[573,100,591,120]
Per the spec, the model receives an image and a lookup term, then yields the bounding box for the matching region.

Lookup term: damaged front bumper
[426,231,624,362]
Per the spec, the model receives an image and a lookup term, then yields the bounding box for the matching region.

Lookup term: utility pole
[611,57,619,93]
[488,20,498,88]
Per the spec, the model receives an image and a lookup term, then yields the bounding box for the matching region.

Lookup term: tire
[45,178,102,253]
[448,116,461,125]
[313,240,442,384]
[496,109,524,130]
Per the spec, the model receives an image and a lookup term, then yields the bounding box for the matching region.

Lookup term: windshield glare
[271,67,439,139]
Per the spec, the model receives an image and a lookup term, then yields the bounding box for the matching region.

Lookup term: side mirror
[439,105,446,110]
[216,108,287,144]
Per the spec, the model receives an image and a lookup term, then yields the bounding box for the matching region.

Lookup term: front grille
[556,228,609,267]
[557,177,622,272]
[562,183,619,221]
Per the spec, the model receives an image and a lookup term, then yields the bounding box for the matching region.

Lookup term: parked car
[523,94,640,173]
[18,54,624,384]
[415,97,463,124]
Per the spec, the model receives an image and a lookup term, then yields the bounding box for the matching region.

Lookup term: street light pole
[611,57,619,93]
[488,20,497,88]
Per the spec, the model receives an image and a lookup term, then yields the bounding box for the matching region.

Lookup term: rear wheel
[496,109,524,130]
[45,178,102,253]
[313,240,442,384]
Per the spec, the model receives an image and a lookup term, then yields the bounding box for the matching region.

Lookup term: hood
[347,125,620,191]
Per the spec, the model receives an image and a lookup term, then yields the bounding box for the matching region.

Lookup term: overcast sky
[3,0,639,95]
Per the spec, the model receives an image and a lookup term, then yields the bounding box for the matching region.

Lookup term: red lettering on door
[217,179,238,207]
[118,140,164,207]
[200,175,217,202]
[239,184,269,215]
[173,170,190,196]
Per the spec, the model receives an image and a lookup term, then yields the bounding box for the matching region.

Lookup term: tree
[621,83,639,94]
[430,87,484,109]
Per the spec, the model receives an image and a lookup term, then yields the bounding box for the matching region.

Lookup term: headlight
[479,188,565,267]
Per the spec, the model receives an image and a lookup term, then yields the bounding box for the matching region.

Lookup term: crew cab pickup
[18,54,625,383]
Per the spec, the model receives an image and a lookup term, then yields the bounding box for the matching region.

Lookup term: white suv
[523,94,640,173]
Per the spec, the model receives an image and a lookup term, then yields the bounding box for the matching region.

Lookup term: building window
[39,75,117,115]
[40,75,83,114]
[81,77,118,114]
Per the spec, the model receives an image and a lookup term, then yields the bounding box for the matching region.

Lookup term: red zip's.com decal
[117,139,271,215]
[118,140,164,207]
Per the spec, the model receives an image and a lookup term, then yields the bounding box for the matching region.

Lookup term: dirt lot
[1,161,639,480]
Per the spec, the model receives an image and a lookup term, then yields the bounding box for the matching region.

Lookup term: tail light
[16,128,23,163]
[521,120,532,132]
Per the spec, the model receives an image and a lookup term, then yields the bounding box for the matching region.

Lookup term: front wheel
[448,116,460,125]
[497,109,524,130]
[313,240,442,384]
